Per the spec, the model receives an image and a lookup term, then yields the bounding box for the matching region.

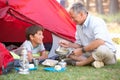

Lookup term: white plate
[42,59,58,67]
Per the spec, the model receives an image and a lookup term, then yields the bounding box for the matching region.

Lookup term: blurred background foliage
[58,0,120,15]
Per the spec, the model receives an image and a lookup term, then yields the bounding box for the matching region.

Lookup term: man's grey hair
[70,2,88,14]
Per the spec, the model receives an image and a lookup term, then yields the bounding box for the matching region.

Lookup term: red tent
[0,0,76,43]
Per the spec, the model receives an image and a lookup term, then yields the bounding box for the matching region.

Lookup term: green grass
[112,38,120,45]
[1,60,120,80]
[96,13,120,23]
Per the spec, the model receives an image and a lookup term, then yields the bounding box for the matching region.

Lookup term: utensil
[55,46,69,56]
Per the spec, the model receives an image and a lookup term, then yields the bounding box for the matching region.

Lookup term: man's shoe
[92,61,104,68]
[64,59,76,66]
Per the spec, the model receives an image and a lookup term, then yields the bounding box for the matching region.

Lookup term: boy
[21,25,48,63]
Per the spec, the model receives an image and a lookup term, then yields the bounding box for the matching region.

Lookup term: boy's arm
[39,50,48,60]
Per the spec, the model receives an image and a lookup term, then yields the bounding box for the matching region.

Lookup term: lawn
[1,12,120,80]
[0,60,120,80]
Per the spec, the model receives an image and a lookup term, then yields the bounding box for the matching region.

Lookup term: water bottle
[58,59,66,68]
[32,58,39,67]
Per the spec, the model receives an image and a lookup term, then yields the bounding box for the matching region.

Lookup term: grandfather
[59,2,116,68]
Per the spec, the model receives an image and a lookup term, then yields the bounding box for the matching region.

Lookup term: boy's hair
[26,25,43,40]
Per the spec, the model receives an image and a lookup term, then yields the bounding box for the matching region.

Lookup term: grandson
[20,25,48,63]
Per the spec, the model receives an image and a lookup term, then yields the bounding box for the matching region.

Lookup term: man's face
[30,30,44,44]
[69,10,84,25]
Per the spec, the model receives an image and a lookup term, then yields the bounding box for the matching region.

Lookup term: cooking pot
[55,46,69,56]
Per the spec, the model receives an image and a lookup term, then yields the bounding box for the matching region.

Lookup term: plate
[29,67,37,71]
[44,67,66,72]
[15,67,37,71]
[42,59,58,67]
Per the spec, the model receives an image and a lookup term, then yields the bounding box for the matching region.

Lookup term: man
[59,2,116,68]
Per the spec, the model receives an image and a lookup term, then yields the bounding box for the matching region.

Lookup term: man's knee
[92,45,111,61]
[92,45,115,63]
[96,45,110,55]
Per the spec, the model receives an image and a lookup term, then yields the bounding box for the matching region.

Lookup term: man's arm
[83,39,104,52]
[59,40,81,48]
[76,55,94,66]
[73,39,104,56]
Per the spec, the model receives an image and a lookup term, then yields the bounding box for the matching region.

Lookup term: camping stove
[55,46,69,61]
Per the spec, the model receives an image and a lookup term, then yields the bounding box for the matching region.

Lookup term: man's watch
[82,47,86,53]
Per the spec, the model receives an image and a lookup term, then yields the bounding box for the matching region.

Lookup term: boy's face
[30,30,44,44]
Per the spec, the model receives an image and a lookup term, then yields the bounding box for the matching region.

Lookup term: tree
[86,0,90,10]
[109,0,119,14]
[95,0,104,14]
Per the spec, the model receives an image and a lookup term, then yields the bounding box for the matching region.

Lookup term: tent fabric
[0,42,14,75]
[0,0,76,43]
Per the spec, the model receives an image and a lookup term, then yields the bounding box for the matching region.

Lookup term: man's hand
[73,48,83,56]
[59,40,70,48]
